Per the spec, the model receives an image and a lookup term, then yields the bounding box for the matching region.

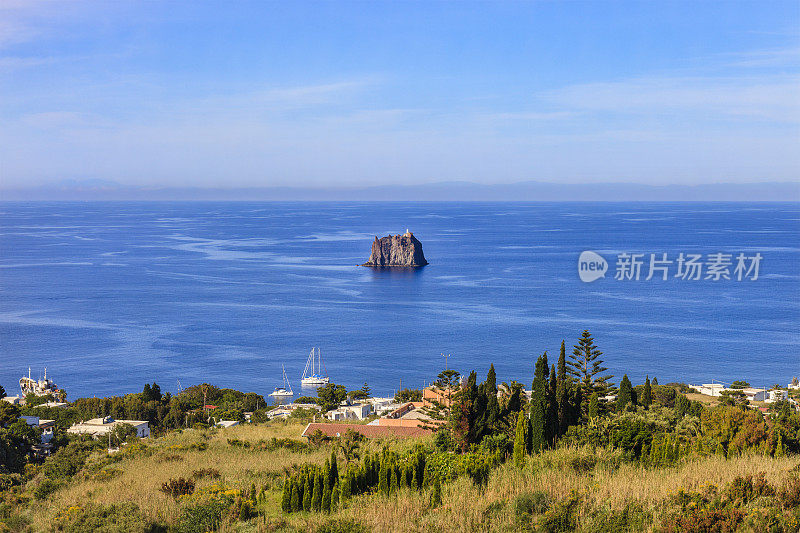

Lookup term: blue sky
[1,1,798,189]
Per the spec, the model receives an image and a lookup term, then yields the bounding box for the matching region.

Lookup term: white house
[324,403,372,421]
[696,384,727,397]
[368,397,398,416]
[67,417,150,438]
[766,389,789,403]
[21,415,55,443]
[2,396,23,405]
[741,388,767,402]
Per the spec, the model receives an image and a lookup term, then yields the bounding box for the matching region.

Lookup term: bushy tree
[394,388,422,403]
[617,374,634,410]
[317,383,347,412]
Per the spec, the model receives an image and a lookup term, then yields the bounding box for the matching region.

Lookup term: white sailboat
[269,365,294,397]
[301,347,329,386]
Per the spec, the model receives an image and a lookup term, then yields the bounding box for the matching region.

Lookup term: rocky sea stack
[361,230,428,267]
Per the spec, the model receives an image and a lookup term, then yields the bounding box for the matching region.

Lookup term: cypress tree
[322,483,331,513]
[556,340,570,436]
[378,457,389,495]
[642,376,652,409]
[331,482,339,512]
[341,472,352,505]
[312,470,323,511]
[303,474,313,511]
[389,464,398,494]
[775,433,785,458]
[291,479,301,512]
[481,364,501,440]
[652,377,658,386]
[546,364,558,445]
[675,394,689,418]
[513,410,527,467]
[617,374,633,410]
[529,352,549,452]
[323,459,331,491]
[430,474,442,507]
[329,450,338,488]
[588,392,599,419]
[281,477,292,513]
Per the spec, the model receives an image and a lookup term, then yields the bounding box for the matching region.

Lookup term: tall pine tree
[567,330,613,418]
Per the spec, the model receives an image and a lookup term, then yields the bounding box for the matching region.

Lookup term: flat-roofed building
[67,417,150,438]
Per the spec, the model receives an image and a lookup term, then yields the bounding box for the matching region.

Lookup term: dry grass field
[18,419,799,532]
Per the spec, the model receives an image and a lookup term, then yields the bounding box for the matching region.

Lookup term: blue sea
[1,202,798,401]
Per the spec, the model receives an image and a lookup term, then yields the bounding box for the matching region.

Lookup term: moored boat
[269,364,294,397]
[301,347,329,386]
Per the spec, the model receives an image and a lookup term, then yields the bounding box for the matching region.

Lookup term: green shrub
[160,477,195,498]
[315,517,367,533]
[177,499,228,533]
[537,490,580,532]
[724,472,774,504]
[584,502,652,533]
[777,475,800,509]
[514,490,550,519]
[33,478,62,500]
[191,468,220,480]
[53,502,163,533]
[661,507,745,533]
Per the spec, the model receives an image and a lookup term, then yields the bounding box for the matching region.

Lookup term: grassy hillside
[3,419,798,532]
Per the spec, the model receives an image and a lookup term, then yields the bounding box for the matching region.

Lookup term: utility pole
[442,352,451,370]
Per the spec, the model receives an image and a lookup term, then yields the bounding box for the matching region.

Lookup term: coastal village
[2,338,799,532]
[3,366,798,452]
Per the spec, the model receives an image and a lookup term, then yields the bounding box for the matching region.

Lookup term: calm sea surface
[1,202,798,400]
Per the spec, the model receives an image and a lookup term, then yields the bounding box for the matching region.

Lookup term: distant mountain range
[1,180,798,201]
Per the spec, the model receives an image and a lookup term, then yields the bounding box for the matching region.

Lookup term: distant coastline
[1,180,798,202]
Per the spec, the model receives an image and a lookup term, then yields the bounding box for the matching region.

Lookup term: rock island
[361,229,428,267]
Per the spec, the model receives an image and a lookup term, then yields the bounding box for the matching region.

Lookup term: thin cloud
[727,46,800,67]
[541,74,800,124]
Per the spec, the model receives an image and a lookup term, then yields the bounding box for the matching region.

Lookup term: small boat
[20,367,59,397]
[301,347,329,386]
[269,365,294,397]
